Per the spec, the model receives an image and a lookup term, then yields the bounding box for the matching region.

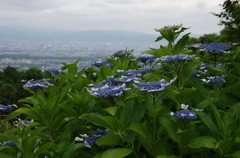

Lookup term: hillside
[0,27,159,42]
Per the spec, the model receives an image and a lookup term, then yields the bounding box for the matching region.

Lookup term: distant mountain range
[0,27,162,42]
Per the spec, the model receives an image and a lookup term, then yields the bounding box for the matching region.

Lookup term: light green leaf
[187,136,217,149]
[103,107,119,116]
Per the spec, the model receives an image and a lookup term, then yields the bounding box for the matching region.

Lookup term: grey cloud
[196,1,206,9]
[0,0,62,12]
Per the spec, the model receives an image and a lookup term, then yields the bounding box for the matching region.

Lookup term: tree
[188,33,220,44]
[0,84,17,105]
[212,0,240,42]
[22,68,44,80]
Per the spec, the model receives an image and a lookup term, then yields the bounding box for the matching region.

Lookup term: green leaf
[129,122,151,140]
[197,111,219,135]
[173,33,190,54]
[101,64,113,79]
[157,155,180,158]
[34,142,54,157]
[232,150,240,158]
[100,148,132,158]
[180,60,203,86]
[155,36,164,42]
[80,114,117,130]
[148,106,165,118]
[3,107,30,122]
[187,136,217,149]
[60,104,79,118]
[22,137,36,158]
[96,135,123,146]
[159,116,181,144]
[0,153,16,158]
[210,104,225,135]
[103,107,119,116]
[160,30,175,43]
[62,142,75,158]
[120,99,145,129]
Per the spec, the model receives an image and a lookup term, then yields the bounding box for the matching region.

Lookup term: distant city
[0,40,160,71]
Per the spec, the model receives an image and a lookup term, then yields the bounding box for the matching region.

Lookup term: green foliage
[1,25,240,158]
[212,0,240,43]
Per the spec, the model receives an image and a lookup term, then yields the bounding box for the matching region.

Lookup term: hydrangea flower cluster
[75,129,108,148]
[23,80,53,90]
[15,119,33,128]
[200,63,224,70]
[170,104,199,120]
[135,78,176,93]
[90,59,113,68]
[43,69,62,76]
[87,83,131,98]
[193,63,224,77]
[200,43,231,53]
[136,55,156,66]
[154,24,183,32]
[200,75,226,84]
[159,54,197,62]
[0,140,16,146]
[0,104,17,112]
[118,68,155,77]
[105,76,139,86]
[109,50,132,59]
[171,110,197,119]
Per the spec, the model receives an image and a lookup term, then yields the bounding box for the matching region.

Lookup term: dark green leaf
[96,135,123,146]
[100,148,132,158]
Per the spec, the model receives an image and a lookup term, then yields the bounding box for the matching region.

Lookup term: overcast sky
[0,0,225,35]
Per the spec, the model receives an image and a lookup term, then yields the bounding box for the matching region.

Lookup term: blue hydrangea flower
[105,76,139,86]
[87,83,131,98]
[159,54,197,62]
[15,119,33,128]
[0,104,17,112]
[200,75,226,84]
[135,78,176,93]
[23,80,53,90]
[91,59,113,68]
[43,69,62,76]
[200,43,231,53]
[136,55,156,66]
[192,70,206,77]
[171,110,197,119]
[0,140,16,146]
[118,68,155,77]
[75,129,108,148]
[200,63,224,69]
